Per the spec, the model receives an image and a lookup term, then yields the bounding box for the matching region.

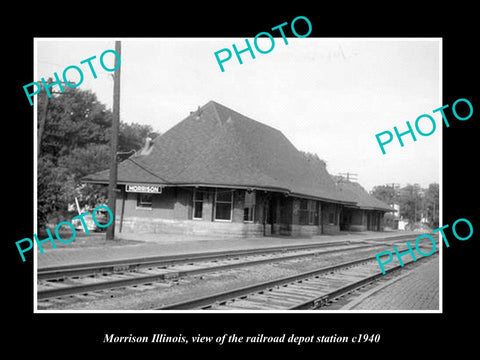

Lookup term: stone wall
[117,217,264,238]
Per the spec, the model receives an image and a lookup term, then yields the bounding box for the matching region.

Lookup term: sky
[35,38,441,192]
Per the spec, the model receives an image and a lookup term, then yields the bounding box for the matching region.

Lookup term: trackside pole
[106,40,121,240]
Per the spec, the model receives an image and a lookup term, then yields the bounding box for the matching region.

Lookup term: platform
[342,255,440,311]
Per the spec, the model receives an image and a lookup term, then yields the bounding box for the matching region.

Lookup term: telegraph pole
[106,40,121,240]
[338,172,358,182]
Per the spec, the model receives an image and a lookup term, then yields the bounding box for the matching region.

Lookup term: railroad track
[38,240,357,280]
[37,234,418,281]
[157,251,438,310]
[37,238,415,303]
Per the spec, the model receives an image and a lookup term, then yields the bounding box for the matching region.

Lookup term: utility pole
[338,172,358,182]
[106,40,121,240]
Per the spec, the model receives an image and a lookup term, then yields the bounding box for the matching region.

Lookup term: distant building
[83,101,393,238]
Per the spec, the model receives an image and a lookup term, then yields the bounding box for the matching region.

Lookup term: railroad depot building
[83,101,393,238]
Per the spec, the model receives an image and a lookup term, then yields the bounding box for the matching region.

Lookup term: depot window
[136,193,153,209]
[243,190,256,222]
[328,212,335,224]
[327,207,338,225]
[214,189,233,221]
[299,199,317,225]
[193,190,204,220]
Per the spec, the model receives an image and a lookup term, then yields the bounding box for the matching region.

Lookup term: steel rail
[38,234,418,281]
[37,242,387,300]
[157,250,438,310]
[156,254,379,310]
[37,240,354,280]
[289,252,438,310]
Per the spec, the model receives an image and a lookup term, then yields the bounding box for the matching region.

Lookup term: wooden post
[106,40,121,240]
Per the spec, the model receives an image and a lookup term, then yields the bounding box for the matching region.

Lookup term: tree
[59,144,111,181]
[119,122,159,153]
[424,183,439,228]
[37,87,159,227]
[39,87,112,161]
[37,156,71,226]
[398,183,423,223]
[371,185,397,206]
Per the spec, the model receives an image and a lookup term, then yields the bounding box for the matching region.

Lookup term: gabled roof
[83,100,354,204]
[333,177,394,212]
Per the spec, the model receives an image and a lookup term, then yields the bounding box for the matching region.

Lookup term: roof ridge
[208,100,286,135]
[204,100,223,126]
[171,108,285,189]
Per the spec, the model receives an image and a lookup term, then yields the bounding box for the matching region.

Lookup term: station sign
[125,184,162,194]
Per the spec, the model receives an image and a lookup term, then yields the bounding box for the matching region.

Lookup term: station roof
[83,100,355,205]
[333,177,395,212]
